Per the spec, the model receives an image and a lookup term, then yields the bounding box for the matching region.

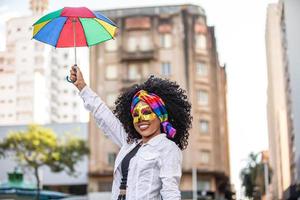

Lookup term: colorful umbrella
[32,7,117,82]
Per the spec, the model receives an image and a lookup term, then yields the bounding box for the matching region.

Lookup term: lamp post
[262,151,270,200]
[192,167,198,200]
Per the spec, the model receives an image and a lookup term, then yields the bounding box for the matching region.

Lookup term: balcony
[120,48,157,61]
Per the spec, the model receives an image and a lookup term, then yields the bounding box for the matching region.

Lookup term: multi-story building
[0,0,85,125]
[48,48,86,123]
[266,0,300,199]
[0,52,16,125]
[266,4,291,199]
[88,4,231,199]
[280,0,300,199]
[5,14,49,124]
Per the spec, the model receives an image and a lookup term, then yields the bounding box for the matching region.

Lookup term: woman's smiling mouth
[138,123,150,131]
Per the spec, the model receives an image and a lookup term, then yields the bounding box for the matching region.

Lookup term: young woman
[69,66,192,200]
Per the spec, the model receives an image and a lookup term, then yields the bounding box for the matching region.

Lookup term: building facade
[280,0,300,185]
[0,52,16,124]
[266,0,300,199]
[280,1,300,198]
[88,5,231,199]
[266,4,291,199]
[0,0,86,125]
[48,48,86,123]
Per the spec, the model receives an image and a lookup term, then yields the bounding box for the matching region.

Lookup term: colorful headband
[130,90,176,138]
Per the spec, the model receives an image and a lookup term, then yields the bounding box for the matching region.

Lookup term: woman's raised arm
[70,66,127,147]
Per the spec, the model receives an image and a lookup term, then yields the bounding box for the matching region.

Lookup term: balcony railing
[120,48,157,61]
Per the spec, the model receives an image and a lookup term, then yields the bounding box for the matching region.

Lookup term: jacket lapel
[114,142,139,173]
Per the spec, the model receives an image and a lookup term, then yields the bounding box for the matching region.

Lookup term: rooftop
[98,4,206,18]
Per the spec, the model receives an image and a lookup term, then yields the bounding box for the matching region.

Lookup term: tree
[0,124,89,200]
[240,152,272,199]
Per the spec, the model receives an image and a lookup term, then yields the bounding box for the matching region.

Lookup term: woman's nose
[137,115,143,123]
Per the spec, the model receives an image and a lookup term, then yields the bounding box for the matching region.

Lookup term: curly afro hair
[113,76,192,150]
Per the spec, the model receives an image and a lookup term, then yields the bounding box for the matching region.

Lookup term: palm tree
[240,152,272,199]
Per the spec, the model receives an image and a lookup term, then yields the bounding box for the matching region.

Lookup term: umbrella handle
[66,75,74,83]
[66,64,77,83]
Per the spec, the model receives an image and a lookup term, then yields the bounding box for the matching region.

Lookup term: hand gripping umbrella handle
[66,64,77,83]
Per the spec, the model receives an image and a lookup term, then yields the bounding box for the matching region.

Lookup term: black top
[119,144,141,190]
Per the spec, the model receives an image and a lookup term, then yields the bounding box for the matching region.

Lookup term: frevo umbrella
[32,7,117,82]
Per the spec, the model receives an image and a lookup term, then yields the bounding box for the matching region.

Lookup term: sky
[0,0,277,198]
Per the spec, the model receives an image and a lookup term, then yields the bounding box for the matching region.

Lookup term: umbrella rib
[92,18,114,39]
[54,18,68,48]
[78,18,89,47]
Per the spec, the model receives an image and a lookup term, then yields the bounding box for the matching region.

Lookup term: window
[106,93,118,107]
[197,90,209,106]
[196,62,208,76]
[16,111,32,121]
[17,82,32,92]
[34,56,44,65]
[20,97,32,106]
[197,17,206,25]
[106,65,118,80]
[7,58,15,65]
[195,34,207,50]
[140,36,151,51]
[127,36,137,52]
[128,64,140,80]
[105,39,118,52]
[108,153,117,166]
[161,62,171,76]
[34,43,44,51]
[200,150,210,164]
[51,57,58,65]
[197,179,211,191]
[98,182,112,192]
[160,33,172,48]
[73,115,77,121]
[142,63,150,78]
[199,120,209,134]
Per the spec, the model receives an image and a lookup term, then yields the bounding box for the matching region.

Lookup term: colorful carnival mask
[131,90,177,138]
[132,104,157,123]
